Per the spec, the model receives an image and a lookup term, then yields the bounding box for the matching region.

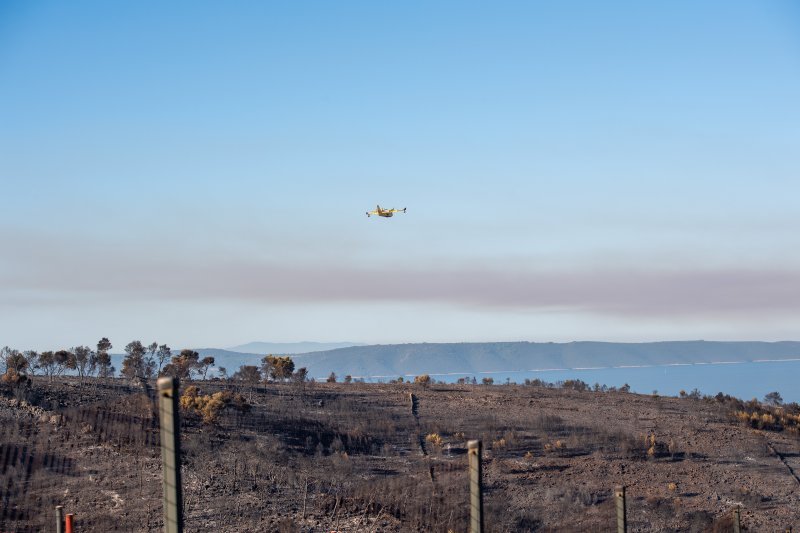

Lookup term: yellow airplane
[366,205,406,218]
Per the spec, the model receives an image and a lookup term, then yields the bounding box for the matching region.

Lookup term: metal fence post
[733,506,741,533]
[615,485,627,533]
[65,513,74,533]
[55,505,64,533]
[158,377,183,533]
[468,440,483,533]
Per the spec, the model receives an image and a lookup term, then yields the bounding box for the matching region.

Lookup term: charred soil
[1,378,799,531]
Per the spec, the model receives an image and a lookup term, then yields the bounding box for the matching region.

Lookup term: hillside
[2,377,799,531]
[108,341,800,386]
[288,340,800,379]
[226,341,364,355]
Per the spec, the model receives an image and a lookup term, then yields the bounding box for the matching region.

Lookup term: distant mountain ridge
[226,341,364,355]
[183,343,366,373]
[288,340,800,379]
[173,341,800,381]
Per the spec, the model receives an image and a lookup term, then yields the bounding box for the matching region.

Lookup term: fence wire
[1,380,162,531]
[2,376,797,532]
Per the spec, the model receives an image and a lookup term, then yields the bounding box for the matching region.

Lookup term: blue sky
[2,1,799,350]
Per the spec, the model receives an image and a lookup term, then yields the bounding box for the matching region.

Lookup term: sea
[105,354,800,404]
[411,359,800,403]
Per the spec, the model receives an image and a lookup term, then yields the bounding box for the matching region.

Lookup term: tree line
[0,338,215,384]
[227,355,307,386]
[1,338,116,385]
[0,340,310,387]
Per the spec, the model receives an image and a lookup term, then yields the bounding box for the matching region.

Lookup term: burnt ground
[1,377,799,532]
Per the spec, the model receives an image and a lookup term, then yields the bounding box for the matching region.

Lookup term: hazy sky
[2,1,799,350]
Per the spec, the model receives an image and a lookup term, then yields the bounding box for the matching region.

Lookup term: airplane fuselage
[366,205,405,217]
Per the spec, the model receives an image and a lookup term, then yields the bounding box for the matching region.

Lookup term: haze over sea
[3,3,800,352]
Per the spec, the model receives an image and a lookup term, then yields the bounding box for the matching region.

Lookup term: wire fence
[1,375,797,531]
[1,379,163,531]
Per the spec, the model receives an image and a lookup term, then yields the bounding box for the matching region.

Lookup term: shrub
[1,368,28,386]
[543,440,565,453]
[641,433,669,458]
[562,379,589,392]
[425,433,444,447]
[179,385,200,409]
[414,374,431,386]
[180,386,250,424]
[733,408,787,431]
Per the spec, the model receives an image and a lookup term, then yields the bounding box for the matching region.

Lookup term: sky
[1,1,799,351]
